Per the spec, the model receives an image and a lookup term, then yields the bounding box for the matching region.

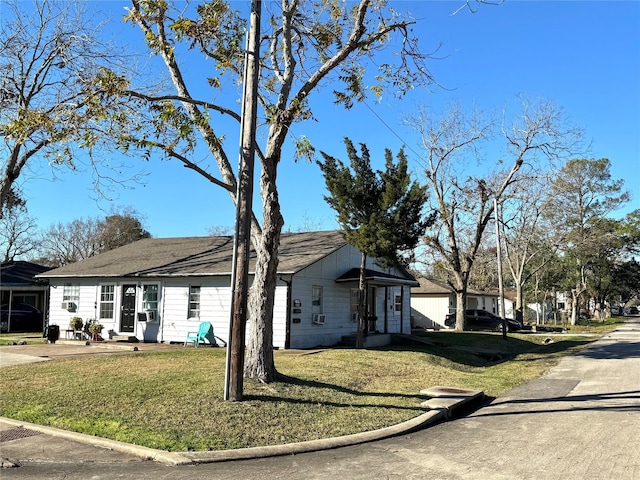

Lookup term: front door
[120,284,136,333]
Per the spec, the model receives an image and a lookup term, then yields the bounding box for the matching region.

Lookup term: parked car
[624,306,639,315]
[610,306,622,315]
[445,309,521,332]
[0,303,44,332]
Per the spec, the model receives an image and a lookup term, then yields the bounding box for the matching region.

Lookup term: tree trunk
[244,159,284,382]
[454,288,467,332]
[356,252,367,349]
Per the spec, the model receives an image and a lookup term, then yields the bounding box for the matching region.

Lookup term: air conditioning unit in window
[312,314,326,325]
[351,313,359,322]
[61,302,75,311]
[137,311,156,322]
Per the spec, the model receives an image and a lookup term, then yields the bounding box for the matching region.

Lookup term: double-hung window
[188,286,201,318]
[142,285,159,320]
[63,284,80,304]
[312,285,323,313]
[99,285,115,320]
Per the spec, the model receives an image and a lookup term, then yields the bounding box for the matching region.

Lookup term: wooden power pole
[224,0,261,402]
[494,198,507,340]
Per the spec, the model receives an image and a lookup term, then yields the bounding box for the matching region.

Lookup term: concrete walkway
[1,318,639,479]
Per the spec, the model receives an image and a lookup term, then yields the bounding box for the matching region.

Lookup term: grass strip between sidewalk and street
[0,325,617,452]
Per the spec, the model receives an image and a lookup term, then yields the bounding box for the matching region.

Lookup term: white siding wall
[160,278,232,345]
[48,279,102,336]
[47,276,289,347]
[46,245,414,349]
[410,295,451,330]
[288,244,414,349]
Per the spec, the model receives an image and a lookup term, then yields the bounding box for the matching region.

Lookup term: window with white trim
[63,284,80,303]
[143,285,159,311]
[99,285,115,320]
[188,286,201,318]
[312,285,323,313]
[394,294,402,313]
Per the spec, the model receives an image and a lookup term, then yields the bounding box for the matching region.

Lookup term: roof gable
[39,231,348,278]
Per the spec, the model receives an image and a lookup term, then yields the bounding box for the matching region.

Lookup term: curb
[0,417,190,466]
[0,387,484,466]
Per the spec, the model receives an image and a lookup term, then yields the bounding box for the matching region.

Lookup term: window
[312,286,322,313]
[63,284,80,303]
[394,294,402,313]
[350,289,360,314]
[143,285,159,312]
[188,286,201,318]
[99,285,115,320]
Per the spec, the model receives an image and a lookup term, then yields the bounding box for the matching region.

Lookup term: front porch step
[111,335,139,343]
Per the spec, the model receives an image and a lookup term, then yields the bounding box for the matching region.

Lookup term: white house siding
[47,276,291,347]
[159,278,232,345]
[410,295,451,330]
[287,245,413,349]
[48,279,120,338]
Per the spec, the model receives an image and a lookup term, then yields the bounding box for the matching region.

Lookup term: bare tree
[109,0,435,383]
[0,203,38,261]
[37,208,151,266]
[0,0,143,216]
[38,217,104,266]
[408,98,582,331]
[500,175,560,322]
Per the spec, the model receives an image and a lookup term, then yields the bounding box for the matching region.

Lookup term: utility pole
[224,0,261,402]
[494,198,507,340]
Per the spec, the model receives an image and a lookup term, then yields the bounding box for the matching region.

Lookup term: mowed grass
[0,332,599,451]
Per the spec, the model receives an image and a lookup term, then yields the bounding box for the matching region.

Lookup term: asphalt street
[1,318,639,479]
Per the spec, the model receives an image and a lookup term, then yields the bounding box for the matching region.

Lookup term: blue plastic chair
[184,321,216,347]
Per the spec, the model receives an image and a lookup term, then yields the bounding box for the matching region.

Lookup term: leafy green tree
[318,138,432,348]
[547,158,630,324]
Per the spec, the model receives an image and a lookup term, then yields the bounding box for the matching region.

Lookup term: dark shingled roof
[1,261,52,286]
[38,231,348,278]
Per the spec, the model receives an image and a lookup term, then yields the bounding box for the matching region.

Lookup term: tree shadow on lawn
[243,373,427,412]
[374,335,595,368]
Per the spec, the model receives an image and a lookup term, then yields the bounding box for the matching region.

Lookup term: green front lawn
[0,331,600,451]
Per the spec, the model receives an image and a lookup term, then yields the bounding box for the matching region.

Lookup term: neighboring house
[497,290,517,320]
[1,261,52,332]
[410,278,500,330]
[37,231,418,349]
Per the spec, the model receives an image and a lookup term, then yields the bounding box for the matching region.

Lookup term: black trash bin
[46,324,60,344]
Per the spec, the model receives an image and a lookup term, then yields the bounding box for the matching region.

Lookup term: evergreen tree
[318,138,432,348]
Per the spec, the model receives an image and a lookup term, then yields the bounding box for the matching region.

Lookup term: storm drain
[0,427,43,443]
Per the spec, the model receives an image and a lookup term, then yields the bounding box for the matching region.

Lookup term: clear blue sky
[18,1,640,238]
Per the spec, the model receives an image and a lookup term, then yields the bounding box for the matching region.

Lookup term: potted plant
[88,322,104,341]
[69,317,83,331]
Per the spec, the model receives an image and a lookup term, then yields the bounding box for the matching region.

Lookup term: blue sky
[17,0,640,238]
